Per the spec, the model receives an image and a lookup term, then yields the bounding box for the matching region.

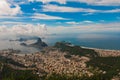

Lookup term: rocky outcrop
[20,38,48,49]
[29,38,48,48]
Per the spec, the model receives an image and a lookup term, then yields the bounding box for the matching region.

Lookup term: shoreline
[0,45,120,57]
[81,46,120,51]
[0,46,120,54]
[81,46,120,57]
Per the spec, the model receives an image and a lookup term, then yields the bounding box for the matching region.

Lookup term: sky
[0,0,120,39]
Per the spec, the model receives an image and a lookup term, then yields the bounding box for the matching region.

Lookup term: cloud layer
[42,4,120,13]
[0,0,119,36]
[75,0,120,6]
[0,22,120,40]
[26,0,120,6]
[0,0,22,16]
[28,0,66,4]
[47,22,120,34]
[0,24,47,39]
[31,13,66,20]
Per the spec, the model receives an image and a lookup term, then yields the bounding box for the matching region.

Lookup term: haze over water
[0,0,120,52]
[0,32,119,53]
[46,32,120,50]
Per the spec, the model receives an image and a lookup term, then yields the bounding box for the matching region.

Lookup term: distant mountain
[18,38,28,42]
[20,37,48,49]
[29,38,48,48]
[9,36,41,42]
[20,43,27,46]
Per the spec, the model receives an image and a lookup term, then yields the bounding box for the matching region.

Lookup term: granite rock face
[20,37,48,49]
[29,38,48,48]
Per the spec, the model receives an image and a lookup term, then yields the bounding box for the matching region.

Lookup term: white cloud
[66,21,79,25]
[31,13,66,20]
[82,20,93,23]
[42,4,99,13]
[47,22,120,34]
[0,21,23,25]
[25,0,120,6]
[66,21,93,25]
[76,22,120,32]
[0,24,47,39]
[104,9,120,13]
[27,0,120,6]
[0,0,22,16]
[42,4,120,13]
[7,0,120,6]
[0,22,120,40]
[28,0,66,4]
[82,13,94,16]
[0,16,21,19]
[72,0,120,6]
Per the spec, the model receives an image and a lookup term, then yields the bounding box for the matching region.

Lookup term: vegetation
[0,62,2,68]
[0,56,39,80]
[54,42,120,80]
[54,41,98,57]
[0,62,39,80]
[87,57,120,79]
[41,73,106,80]
[0,56,26,68]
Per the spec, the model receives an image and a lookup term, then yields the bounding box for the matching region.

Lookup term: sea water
[0,32,120,53]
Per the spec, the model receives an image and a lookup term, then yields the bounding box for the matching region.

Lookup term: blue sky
[0,0,120,38]
[0,0,120,26]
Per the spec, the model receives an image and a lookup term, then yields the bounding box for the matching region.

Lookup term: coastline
[0,45,120,57]
[81,46,120,51]
[81,46,120,57]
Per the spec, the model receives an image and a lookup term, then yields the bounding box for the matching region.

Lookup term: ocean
[0,32,120,53]
[45,32,120,50]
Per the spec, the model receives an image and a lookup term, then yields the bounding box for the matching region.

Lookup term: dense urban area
[0,42,120,80]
